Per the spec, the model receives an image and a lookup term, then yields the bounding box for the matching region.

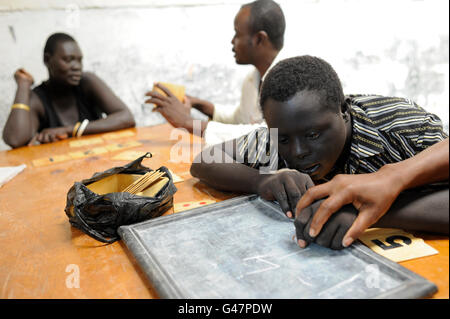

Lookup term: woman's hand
[28,126,71,145]
[14,68,34,87]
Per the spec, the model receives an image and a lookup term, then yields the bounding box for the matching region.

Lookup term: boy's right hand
[14,68,34,86]
[295,203,358,250]
[256,168,314,218]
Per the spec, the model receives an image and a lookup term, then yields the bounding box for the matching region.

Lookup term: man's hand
[145,83,194,131]
[295,166,403,248]
[185,94,215,118]
[183,95,192,111]
[256,168,314,218]
[14,68,34,86]
[28,126,71,145]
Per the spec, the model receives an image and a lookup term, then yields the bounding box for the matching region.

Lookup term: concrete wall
[0,0,448,150]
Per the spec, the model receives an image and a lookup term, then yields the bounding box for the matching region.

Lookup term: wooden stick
[123,171,156,193]
[124,171,155,193]
[123,171,157,193]
[131,172,165,194]
[123,170,165,194]
[128,171,163,193]
[127,172,164,194]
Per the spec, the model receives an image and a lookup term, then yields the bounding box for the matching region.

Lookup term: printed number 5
[371,235,412,250]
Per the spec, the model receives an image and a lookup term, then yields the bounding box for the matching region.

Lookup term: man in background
[146,0,286,145]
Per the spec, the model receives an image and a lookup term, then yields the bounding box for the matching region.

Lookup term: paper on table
[167,169,184,184]
[0,164,26,188]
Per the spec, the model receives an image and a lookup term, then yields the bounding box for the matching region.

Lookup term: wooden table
[0,124,448,299]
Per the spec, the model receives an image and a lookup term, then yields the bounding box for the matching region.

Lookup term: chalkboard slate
[118,195,437,298]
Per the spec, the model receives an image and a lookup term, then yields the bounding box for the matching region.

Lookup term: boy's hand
[295,168,403,248]
[295,203,358,250]
[256,168,314,218]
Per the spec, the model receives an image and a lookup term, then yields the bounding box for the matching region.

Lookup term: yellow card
[111,150,148,161]
[153,82,185,102]
[102,130,136,140]
[173,199,216,213]
[168,169,184,183]
[358,228,438,262]
[69,137,104,148]
[68,147,109,159]
[105,141,142,152]
[32,154,72,167]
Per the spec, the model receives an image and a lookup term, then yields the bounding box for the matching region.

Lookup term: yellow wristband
[11,103,30,111]
[72,122,81,137]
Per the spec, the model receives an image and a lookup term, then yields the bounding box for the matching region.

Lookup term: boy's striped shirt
[234,94,447,178]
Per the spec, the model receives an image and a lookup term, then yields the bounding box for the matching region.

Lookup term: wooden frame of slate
[118,195,437,299]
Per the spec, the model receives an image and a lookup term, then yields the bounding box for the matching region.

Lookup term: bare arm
[3,69,42,148]
[372,138,449,234]
[191,142,261,193]
[191,139,314,217]
[81,72,135,135]
[374,187,448,234]
[187,95,215,118]
[393,138,449,189]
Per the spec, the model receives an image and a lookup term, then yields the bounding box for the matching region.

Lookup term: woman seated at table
[3,33,135,148]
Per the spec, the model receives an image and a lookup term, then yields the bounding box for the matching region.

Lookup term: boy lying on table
[190,55,449,250]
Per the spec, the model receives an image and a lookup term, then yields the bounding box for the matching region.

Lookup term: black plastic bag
[65,152,177,243]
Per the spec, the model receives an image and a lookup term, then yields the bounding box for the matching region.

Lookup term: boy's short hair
[260,55,345,111]
[243,0,285,50]
[44,32,76,56]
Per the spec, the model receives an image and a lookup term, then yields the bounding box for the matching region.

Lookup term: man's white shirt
[203,51,287,146]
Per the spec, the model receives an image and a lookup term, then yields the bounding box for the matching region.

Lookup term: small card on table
[358,228,438,262]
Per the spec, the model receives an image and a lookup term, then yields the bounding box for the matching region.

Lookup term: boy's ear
[341,100,350,121]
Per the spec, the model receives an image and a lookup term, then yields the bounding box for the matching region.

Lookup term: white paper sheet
[0,164,26,188]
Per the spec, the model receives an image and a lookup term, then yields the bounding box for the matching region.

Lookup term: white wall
[0,0,448,150]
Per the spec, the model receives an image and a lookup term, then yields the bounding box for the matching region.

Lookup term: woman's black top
[33,81,102,132]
